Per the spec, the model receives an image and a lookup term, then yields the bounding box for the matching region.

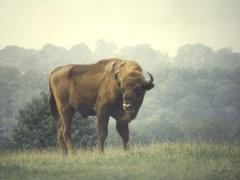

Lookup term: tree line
[0,40,240,149]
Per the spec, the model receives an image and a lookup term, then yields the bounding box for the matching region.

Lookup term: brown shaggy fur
[49,58,154,154]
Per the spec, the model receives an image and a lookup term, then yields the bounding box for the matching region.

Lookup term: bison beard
[49,58,154,154]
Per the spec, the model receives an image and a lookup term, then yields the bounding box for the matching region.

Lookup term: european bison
[49,58,154,153]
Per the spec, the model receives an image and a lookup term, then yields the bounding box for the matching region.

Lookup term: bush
[11,92,97,149]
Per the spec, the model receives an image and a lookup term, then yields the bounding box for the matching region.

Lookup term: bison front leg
[96,112,109,153]
[116,122,129,151]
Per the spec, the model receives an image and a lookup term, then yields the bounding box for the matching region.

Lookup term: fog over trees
[1,39,240,148]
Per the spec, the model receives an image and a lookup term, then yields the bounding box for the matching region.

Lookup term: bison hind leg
[57,120,67,154]
[59,107,76,154]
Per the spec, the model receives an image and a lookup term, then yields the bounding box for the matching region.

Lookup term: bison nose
[123,103,134,112]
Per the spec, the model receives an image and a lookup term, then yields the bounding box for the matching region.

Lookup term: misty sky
[0,0,239,55]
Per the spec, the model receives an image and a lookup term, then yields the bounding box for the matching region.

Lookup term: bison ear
[114,70,121,86]
[108,61,116,72]
[144,83,154,91]
[108,61,125,73]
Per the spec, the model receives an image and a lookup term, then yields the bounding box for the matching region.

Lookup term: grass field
[1,143,240,180]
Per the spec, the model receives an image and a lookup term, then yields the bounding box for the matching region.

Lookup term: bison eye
[135,86,144,95]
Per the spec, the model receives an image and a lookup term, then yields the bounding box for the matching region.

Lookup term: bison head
[115,71,154,118]
[107,60,154,120]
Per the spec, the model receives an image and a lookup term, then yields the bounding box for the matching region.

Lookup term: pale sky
[0,0,239,55]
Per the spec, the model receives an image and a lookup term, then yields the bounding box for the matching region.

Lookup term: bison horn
[144,72,154,90]
[147,72,153,83]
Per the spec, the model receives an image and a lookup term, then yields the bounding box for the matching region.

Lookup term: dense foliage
[131,66,240,143]
[11,92,97,149]
[12,93,57,149]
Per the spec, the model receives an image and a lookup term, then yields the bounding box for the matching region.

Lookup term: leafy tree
[118,44,169,72]
[0,66,20,118]
[69,43,94,64]
[12,92,56,149]
[12,92,97,149]
[71,115,97,148]
[174,44,214,69]
[0,119,9,149]
[0,46,37,72]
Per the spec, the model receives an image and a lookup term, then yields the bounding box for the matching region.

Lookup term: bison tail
[49,82,58,120]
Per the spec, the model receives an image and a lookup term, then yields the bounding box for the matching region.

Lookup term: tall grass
[1,143,240,180]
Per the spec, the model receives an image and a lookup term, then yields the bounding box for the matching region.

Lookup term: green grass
[1,143,240,180]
